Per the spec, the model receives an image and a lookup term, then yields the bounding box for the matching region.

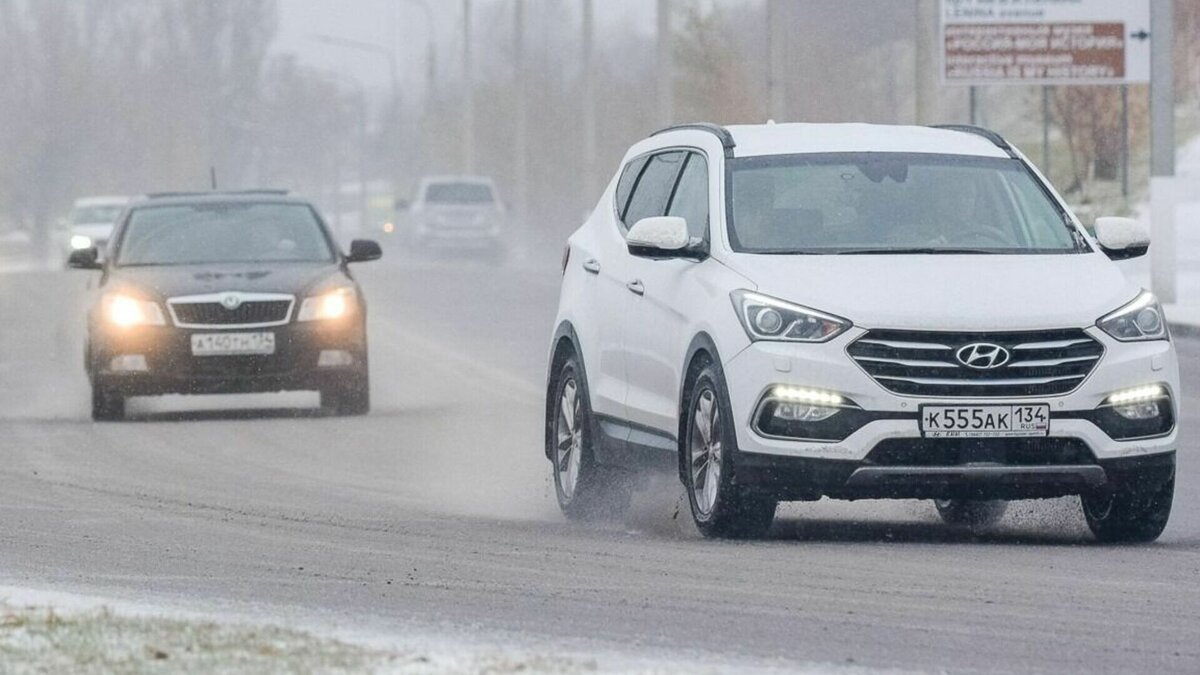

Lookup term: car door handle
[582,258,601,274]
[626,279,645,296]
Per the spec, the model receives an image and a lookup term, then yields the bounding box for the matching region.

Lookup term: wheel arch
[546,321,588,460]
[677,332,726,484]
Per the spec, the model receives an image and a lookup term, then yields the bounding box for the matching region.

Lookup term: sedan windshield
[425,182,495,205]
[729,153,1085,254]
[117,203,334,266]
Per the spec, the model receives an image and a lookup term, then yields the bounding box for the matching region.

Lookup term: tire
[91,384,124,421]
[683,363,776,539]
[933,499,1008,531]
[1082,468,1174,543]
[548,355,631,521]
[324,373,370,416]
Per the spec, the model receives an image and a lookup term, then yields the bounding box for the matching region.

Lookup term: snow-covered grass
[0,602,398,674]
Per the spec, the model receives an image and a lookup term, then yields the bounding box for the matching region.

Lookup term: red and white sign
[941,0,1151,85]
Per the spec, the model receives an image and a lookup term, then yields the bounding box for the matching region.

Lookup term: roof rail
[929,124,1017,158]
[651,123,736,158]
[145,189,291,200]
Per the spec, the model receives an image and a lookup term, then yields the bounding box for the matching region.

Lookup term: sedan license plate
[920,404,1049,438]
[190,332,276,357]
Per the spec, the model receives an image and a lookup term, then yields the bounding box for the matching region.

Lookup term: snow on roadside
[0,585,916,675]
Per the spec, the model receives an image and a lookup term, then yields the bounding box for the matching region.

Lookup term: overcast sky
[274,0,657,93]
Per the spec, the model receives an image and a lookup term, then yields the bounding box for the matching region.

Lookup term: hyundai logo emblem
[955,342,1010,369]
[220,293,243,310]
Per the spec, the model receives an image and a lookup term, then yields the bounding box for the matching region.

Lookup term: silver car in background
[404,176,506,256]
[63,195,129,260]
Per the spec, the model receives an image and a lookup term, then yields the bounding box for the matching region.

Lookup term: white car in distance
[64,195,129,260]
[545,122,1178,543]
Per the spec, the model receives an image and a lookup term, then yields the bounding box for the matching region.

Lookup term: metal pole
[513,0,527,223]
[462,0,474,173]
[766,0,785,121]
[1042,86,1051,174]
[1120,84,1129,200]
[656,0,673,127]
[1149,0,1176,302]
[914,0,937,124]
[969,86,978,125]
[582,0,597,208]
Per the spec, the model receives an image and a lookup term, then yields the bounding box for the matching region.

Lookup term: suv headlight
[1097,291,1168,341]
[731,290,851,343]
[103,293,166,327]
[297,287,357,322]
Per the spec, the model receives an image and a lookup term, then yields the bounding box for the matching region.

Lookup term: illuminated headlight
[770,386,845,422]
[1105,384,1168,420]
[731,290,851,343]
[103,293,165,327]
[70,234,93,250]
[1097,291,1168,341]
[297,287,356,322]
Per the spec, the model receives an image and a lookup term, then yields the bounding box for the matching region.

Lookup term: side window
[666,153,709,240]
[623,151,686,229]
[615,156,649,222]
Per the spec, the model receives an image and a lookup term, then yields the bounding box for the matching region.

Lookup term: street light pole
[462,0,475,173]
[656,0,673,128]
[396,0,437,102]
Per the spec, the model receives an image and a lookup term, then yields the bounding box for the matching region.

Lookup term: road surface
[0,259,1197,673]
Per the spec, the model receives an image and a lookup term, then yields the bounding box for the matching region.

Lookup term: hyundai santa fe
[545,122,1178,543]
[68,191,382,420]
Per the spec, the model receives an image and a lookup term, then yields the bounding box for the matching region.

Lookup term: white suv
[545,122,1178,542]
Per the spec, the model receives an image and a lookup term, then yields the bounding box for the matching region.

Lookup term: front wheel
[323,373,370,416]
[1082,467,1174,543]
[91,384,125,421]
[683,364,776,539]
[548,356,630,521]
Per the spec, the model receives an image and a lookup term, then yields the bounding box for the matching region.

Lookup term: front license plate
[920,404,1050,438]
[190,332,276,357]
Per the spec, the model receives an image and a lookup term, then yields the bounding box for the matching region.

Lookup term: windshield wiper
[833,247,1001,255]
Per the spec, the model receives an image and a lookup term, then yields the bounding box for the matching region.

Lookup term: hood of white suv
[722,252,1140,331]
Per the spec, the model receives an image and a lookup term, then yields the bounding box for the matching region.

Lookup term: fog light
[110,355,148,372]
[318,350,355,367]
[70,234,93,250]
[1114,401,1160,421]
[774,402,839,422]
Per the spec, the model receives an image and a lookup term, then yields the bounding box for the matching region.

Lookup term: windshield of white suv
[117,203,334,266]
[424,182,495,205]
[729,153,1085,254]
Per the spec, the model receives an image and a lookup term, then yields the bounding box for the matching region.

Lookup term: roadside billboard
[941,0,1151,85]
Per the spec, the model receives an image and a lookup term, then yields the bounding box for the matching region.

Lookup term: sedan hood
[106,262,343,300]
[721,252,1140,331]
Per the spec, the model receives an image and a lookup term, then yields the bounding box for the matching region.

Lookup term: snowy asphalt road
[0,260,1198,673]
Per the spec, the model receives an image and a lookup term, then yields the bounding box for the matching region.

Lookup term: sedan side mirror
[67,246,102,270]
[346,239,383,263]
[626,216,706,259]
[1094,216,1149,260]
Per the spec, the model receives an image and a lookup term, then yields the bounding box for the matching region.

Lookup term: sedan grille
[847,328,1103,397]
[169,294,294,328]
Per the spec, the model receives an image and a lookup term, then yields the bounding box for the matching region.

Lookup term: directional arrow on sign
[1130,29,1151,41]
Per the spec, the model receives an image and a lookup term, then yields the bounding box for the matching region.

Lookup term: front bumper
[416,223,501,248]
[722,327,1179,499]
[88,318,367,396]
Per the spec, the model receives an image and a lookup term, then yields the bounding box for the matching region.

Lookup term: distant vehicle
[402,176,506,254]
[63,196,129,259]
[545,122,1178,543]
[67,191,382,421]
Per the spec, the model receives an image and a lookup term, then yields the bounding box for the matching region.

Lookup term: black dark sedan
[68,191,381,420]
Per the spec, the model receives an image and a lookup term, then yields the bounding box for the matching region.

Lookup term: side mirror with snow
[626,216,706,260]
[1094,216,1150,261]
